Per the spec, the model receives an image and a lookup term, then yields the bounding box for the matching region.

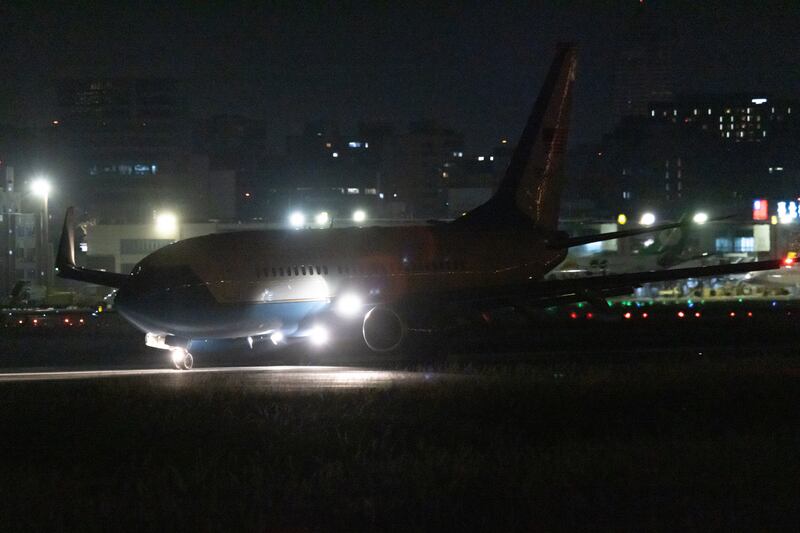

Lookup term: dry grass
[1,355,800,530]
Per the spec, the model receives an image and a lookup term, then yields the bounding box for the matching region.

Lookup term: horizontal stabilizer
[57,207,129,288]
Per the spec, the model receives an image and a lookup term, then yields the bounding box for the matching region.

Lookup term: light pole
[30,178,51,286]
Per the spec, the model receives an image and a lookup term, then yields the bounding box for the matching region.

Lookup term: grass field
[2,354,800,531]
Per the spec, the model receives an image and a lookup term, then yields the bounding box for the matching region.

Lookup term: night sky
[1,1,799,152]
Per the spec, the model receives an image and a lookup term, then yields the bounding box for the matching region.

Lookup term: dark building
[587,94,800,218]
[49,78,233,223]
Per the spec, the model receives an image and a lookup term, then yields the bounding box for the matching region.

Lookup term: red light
[586,312,594,319]
[729,312,736,317]
[623,312,632,319]
[677,311,685,318]
[694,312,701,318]
[747,311,753,317]
[569,312,578,319]
[642,312,648,318]
[783,257,795,267]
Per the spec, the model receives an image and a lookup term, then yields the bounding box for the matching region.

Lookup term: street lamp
[30,177,51,285]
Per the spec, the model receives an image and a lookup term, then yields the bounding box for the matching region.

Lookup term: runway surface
[0,365,453,390]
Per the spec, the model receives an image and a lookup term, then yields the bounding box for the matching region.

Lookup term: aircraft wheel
[181,352,194,370]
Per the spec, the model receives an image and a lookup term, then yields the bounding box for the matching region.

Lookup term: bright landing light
[289,211,305,229]
[170,348,184,365]
[335,293,363,317]
[309,325,330,346]
[693,212,709,225]
[640,212,656,226]
[352,209,367,223]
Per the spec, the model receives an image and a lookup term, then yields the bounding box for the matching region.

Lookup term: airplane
[55,43,781,370]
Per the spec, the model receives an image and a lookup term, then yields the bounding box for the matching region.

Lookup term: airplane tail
[57,207,129,288]
[453,43,577,231]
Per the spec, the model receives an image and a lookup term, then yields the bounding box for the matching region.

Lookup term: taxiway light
[270,331,284,345]
[640,212,656,226]
[315,211,330,227]
[309,325,330,346]
[569,312,578,319]
[335,293,363,317]
[693,212,709,225]
[586,312,594,319]
[617,213,627,225]
[289,211,305,229]
[352,209,367,223]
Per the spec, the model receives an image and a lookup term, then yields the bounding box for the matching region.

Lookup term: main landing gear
[145,333,194,371]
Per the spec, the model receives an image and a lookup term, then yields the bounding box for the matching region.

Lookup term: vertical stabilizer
[454,43,577,231]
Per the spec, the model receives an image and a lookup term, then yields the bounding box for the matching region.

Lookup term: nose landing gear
[145,333,194,370]
[170,348,194,370]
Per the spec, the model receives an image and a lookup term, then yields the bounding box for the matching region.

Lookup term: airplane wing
[416,259,782,309]
[548,215,734,249]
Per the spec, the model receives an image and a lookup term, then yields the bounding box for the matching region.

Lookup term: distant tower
[610,2,674,127]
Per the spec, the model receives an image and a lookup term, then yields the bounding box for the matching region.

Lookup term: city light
[617,213,627,225]
[692,212,709,224]
[154,212,178,237]
[30,178,51,198]
[289,211,305,229]
[640,212,656,226]
[353,209,367,223]
[315,211,330,226]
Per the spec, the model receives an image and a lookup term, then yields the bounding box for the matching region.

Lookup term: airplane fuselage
[115,224,567,340]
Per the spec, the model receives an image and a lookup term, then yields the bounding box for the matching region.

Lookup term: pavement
[0,365,453,390]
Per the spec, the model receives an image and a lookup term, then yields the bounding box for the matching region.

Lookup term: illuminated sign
[752,199,768,221]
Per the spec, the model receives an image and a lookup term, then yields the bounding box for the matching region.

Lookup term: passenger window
[293,266,299,276]
[287,267,292,277]
[301,265,307,276]
[272,267,277,277]
[316,265,321,275]
[279,267,285,276]
[263,267,269,277]
[323,266,328,275]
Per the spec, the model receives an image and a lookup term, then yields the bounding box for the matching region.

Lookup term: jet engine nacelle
[362,306,406,352]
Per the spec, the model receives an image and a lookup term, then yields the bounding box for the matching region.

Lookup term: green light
[577,302,584,308]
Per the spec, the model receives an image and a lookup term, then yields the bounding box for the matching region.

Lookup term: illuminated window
[735,237,755,252]
[650,110,655,117]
